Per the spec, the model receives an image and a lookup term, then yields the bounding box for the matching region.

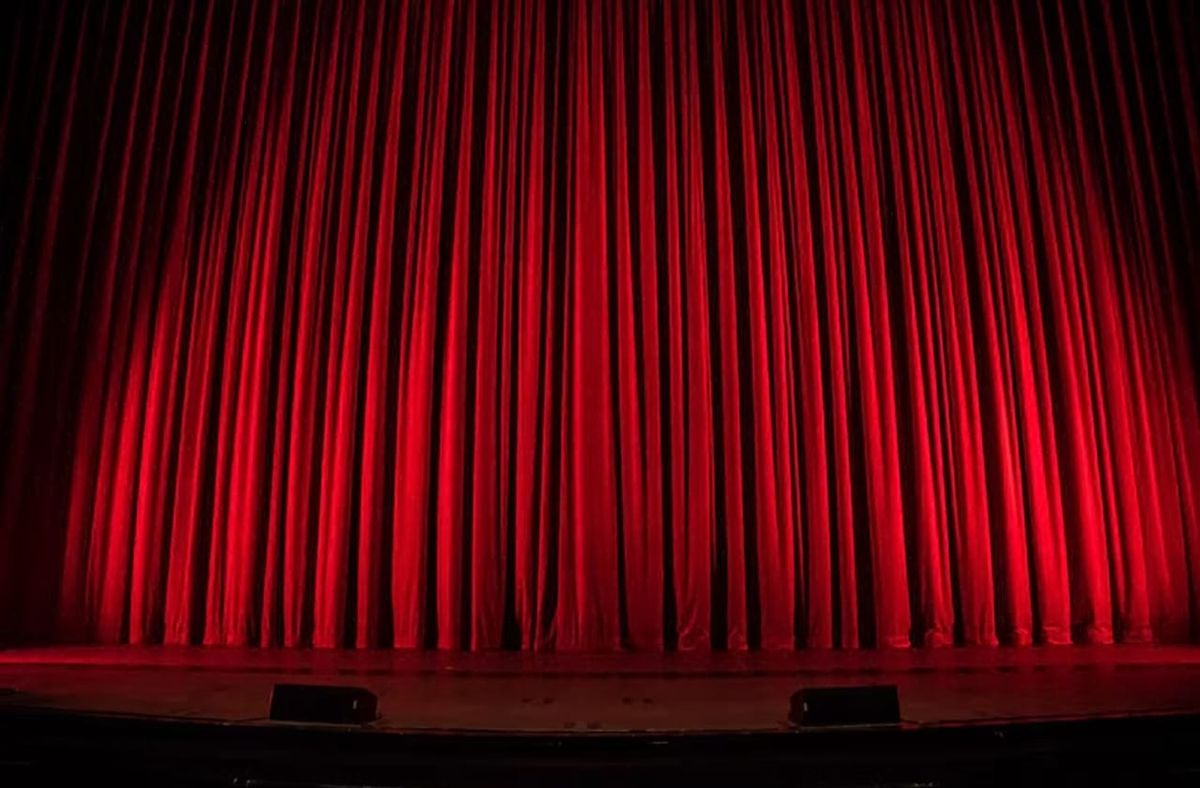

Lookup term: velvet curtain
[2,0,1199,650]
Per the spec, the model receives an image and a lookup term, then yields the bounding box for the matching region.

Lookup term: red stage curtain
[1,0,1199,650]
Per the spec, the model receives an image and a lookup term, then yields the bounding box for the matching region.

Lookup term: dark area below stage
[2,645,1200,785]
[4,708,1200,787]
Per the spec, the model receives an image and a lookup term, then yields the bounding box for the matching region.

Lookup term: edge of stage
[3,645,1200,785]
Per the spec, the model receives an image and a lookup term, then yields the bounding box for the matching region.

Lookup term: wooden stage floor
[2,644,1200,733]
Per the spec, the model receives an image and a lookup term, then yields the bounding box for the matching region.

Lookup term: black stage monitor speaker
[269,683,379,724]
[788,685,900,727]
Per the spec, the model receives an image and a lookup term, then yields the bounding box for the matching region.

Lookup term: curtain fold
[1,0,1199,650]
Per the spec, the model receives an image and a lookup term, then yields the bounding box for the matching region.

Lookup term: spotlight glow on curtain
[1,0,1199,650]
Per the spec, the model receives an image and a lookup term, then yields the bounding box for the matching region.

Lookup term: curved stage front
[2,645,1200,785]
